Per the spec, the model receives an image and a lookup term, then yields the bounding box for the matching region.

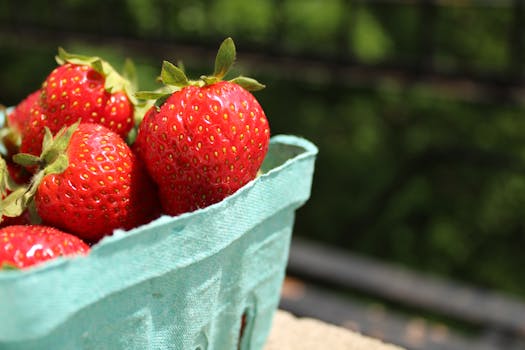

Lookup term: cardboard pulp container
[0,133,318,350]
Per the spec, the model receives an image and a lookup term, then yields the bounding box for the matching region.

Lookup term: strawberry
[134,38,270,215]
[1,90,41,158]
[0,225,89,269]
[7,90,40,133]
[6,122,161,242]
[20,48,137,156]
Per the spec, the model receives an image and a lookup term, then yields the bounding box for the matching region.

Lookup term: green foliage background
[1,0,525,298]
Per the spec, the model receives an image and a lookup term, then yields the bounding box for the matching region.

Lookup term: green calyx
[135,37,265,106]
[0,262,19,271]
[0,122,79,222]
[56,47,139,105]
[0,157,20,198]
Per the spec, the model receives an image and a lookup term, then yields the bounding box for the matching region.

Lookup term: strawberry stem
[134,37,265,106]
[229,76,266,91]
[0,157,22,196]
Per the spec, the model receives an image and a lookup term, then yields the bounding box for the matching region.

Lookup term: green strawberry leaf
[126,127,138,146]
[12,153,42,168]
[56,47,95,66]
[154,95,171,107]
[1,186,29,218]
[160,61,189,87]
[0,157,24,193]
[0,157,9,196]
[1,170,44,224]
[91,59,105,75]
[104,68,125,93]
[122,58,138,91]
[121,59,140,108]
[177,60,186,74]
[13,122,78,183]
[135,91,171,100]
[44,154,69,176]
[41,127,54,152]
[0,262,19,271]
[132,98,156,127]
[28,200,42,225]
[200,75,220,86]
[213,37,236,79]
[134,85,180,112]
[229,76,266,91]
[41,122,79,166]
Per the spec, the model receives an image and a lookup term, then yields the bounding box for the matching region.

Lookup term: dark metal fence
[1,0,525,94]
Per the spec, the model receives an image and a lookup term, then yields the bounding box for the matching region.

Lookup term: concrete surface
[264,310,405,350]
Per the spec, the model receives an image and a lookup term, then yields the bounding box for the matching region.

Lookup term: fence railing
[282,238,525,350]
[1,0,524,90]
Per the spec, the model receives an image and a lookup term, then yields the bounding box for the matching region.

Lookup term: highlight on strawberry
[0,225,90,270]
[134,37,270,216]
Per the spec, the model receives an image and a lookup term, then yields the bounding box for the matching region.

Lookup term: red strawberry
[7,90,40,133]
[134,38,270,215]
[0,225,89,269]
[1,90,41,158]
[9,123,160,242]
[20,48,137,156]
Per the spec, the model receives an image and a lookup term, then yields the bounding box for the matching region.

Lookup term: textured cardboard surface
[265,311,405,350]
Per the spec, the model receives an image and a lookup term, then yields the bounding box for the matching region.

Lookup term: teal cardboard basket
[0,127,317,350]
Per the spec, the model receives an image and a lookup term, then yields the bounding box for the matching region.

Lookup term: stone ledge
[264,310,405,350]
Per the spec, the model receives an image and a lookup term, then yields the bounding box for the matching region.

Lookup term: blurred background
[2,0,525,349]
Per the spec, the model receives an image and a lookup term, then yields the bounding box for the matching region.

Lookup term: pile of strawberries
[0,38,270,269]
